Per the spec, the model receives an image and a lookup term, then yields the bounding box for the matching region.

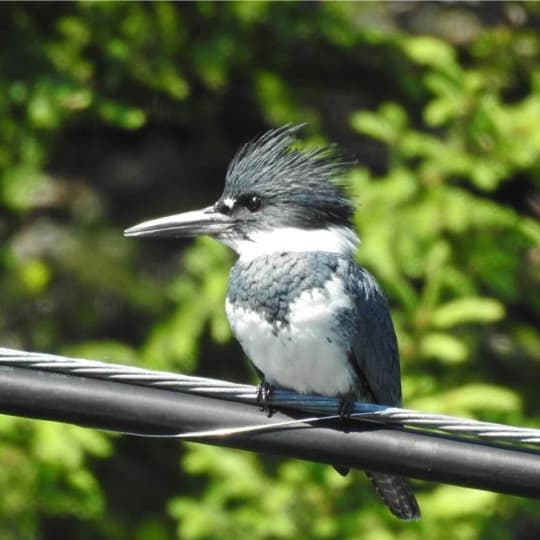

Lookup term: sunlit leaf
[420,332,468,364]
[432,297,505,328]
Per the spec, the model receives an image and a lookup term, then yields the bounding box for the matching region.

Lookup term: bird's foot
[334,395,355,476]
[256,381,275,417]
[338,393,356,420]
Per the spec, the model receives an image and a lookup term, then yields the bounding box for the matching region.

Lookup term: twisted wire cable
[0,347,539,445]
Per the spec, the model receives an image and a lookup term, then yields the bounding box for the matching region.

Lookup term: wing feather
[347,265,402,406]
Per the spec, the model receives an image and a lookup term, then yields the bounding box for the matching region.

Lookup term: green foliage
[348,27,540,440]
[169,445,391,540]
[0,418,109,539]
[1,2,540,539]
[141,238,233,371]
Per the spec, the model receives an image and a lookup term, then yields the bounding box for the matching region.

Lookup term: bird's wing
[347,265,402,406]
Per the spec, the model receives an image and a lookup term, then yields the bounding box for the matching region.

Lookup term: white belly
[225,277,357,396]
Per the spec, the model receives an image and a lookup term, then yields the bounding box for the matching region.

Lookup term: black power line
[0,362,539,499]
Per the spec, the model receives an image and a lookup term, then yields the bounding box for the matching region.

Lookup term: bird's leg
[333,393,356,477]
[338,393,356,420]
[256,380,275,417]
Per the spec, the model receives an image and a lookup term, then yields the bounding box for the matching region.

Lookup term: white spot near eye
[222,197,236,209]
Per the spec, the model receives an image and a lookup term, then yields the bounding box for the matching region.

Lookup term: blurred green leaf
[412,384,521,416]
[63,341,139,365]
[420,332,468,364]
[421,485,497,519]
[432,297,505,328]
[401,36,457,68]
[19,259,51,294]
[97,100,147,129]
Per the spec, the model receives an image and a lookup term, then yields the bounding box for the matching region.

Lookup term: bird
[124,124,421,520]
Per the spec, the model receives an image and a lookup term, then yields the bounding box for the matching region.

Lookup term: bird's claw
[338,394,355,419]
[256,382,275,417]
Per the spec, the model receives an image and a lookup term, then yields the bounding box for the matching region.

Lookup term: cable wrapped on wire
[0,347,539,500]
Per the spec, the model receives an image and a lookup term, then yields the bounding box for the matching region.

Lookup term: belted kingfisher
[125,125,420,520]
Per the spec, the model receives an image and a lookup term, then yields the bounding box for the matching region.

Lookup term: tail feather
[365,471,421,520]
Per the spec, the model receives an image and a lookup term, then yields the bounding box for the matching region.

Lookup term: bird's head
[125,125,359,261]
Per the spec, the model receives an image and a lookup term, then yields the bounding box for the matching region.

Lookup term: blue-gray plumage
[227,251,400,404]
[124,125,420,520]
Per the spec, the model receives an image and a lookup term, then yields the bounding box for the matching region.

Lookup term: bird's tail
[365,471,421,520]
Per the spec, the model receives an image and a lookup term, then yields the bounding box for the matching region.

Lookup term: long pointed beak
[124,205,234,238]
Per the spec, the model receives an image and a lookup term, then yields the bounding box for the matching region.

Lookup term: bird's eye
[244,195,263,212]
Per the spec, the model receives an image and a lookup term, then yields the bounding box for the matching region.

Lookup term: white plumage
[226,274,357,395]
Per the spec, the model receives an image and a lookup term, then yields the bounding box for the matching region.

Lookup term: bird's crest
[223,125,354,228]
